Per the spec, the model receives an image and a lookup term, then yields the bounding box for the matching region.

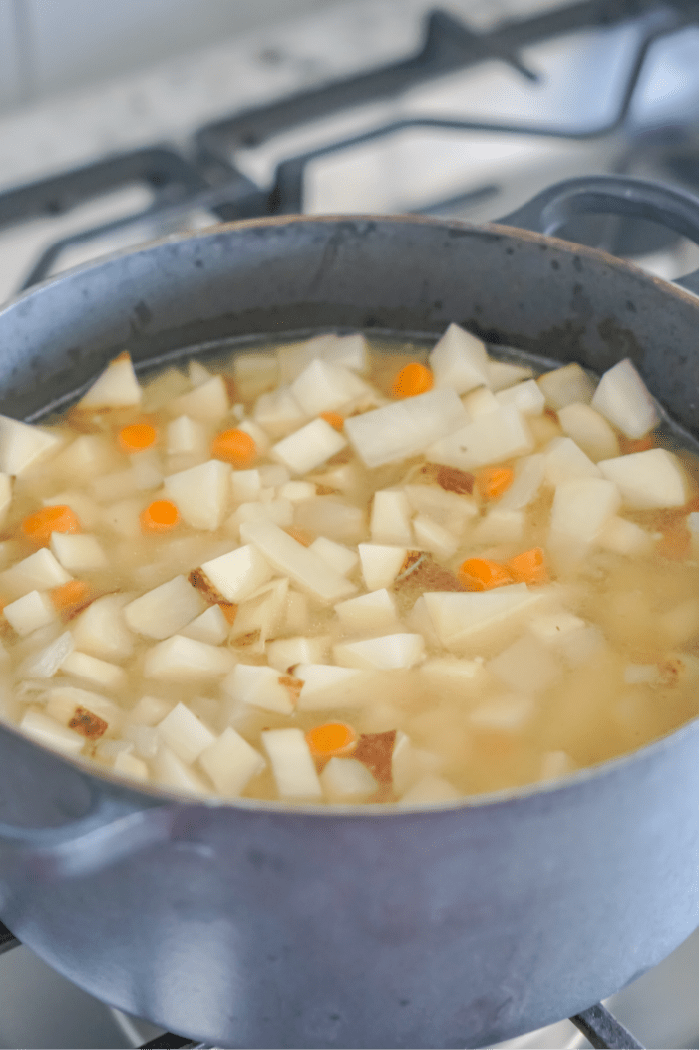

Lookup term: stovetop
[0,1,696,1047]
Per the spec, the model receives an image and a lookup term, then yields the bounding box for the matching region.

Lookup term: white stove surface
[0,2,696,1047]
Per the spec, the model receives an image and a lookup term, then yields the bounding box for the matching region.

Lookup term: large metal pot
[0,177,696,1049]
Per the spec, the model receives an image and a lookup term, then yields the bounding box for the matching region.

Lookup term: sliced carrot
[51,579,90,611]
[211,428,257,466]
[22,505,81,545]
[306,722,358,758]
[507,547,549,584]
[118,422,158,453]
[319,411,345,432]
[140,499,180,534]
[391,362,433,398]
[458,557,514,591]
[476,466,515,502]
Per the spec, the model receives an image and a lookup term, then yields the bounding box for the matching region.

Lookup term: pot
[0,176,696,1049]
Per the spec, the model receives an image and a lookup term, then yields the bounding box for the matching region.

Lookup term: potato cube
[198,545,273,604]
[0,415,62,476]
[294,664,368,710]
[537,362,595,409]
[398,775,461,805]
[370,490,413,546]
[557,403,619,462]
[261,728,322,799]
[164,459,232,530]
[430,323,490,394]
[4,590,56,636]
[240,521,356,604]
[308,536,359,577]
[170,375,229,422]
[487,636,560,693]
[597,449,687,509]
[71,594,135,661]
[198,726,265,796]
[265,635,330,673]
[61,651,128,692]
[79,352,142,409]
[335,589,400,634]
[222,663,295,715]
[157,702,216,764]
[19,709,85,755]
[321,757,378,801]
[495,379,545,416]
[114,751,149,779]
[333,633,425,671]
[144,635,236,679]
[357,544,409,592]
[427,405,533,471]
[50,533,108,573]
[180,604,229,646]
[591,358,659,438]
[272,418,347,475]
[0,548,72,600]
[124,575,205,641]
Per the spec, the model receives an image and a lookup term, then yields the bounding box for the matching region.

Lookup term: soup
[0,325,696,804]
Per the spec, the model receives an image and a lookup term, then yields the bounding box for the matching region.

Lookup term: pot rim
[0,211,696,818]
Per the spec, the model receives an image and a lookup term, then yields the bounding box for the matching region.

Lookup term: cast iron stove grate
[0,0,695,294]
[0,919,645,1048]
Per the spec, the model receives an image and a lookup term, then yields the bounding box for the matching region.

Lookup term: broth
[0,328,696,804]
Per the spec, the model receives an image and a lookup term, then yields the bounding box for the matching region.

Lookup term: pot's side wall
[0,725,696,1049]
[0,217,697,431]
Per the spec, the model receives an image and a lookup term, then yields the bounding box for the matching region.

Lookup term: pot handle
[0,790,177,882]
[495,175,699,294]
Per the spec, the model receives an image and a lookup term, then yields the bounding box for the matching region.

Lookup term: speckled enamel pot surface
[0,208,696,1049]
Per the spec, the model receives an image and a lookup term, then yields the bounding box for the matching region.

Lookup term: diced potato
[548,477,621,556]
[427,405,533,471]
[590,358,659,439]
[0,416,62,477]
[335,589,400,634]
[166,415,207,457]
[289,359,370,416]
[240,521,356,604]
[308,536,359,576]
[472,508,525,545]
[100,498,142,538]
[412,515,459,559]
[430,323,490,394]
[129,694,173,726]
[226,498,294,537]
[156,701,216,764]
[124,575,204,640]
[187,360,211,387]
[233,351,279,395]
[370,490,413,546]
[19,709,85,755]
[79,352,142,409]
[528,611,587,648]
[421,585,550,653]
[198,726,265,796]
[321,757,378,801]
[114,751,149,779]
[537,362,595,410]
[497,454,544,511]
[143,635,236,679]
[495,379,545,416]
[61,651,128,692]
[272,418,347,475]
[344,389,468,469]
[4,590,56,636]
[294,497,366,545]
[164,459,232,530]
[462,386,499,418]
[279,481,316,502]
[45,685,122,733]
[54,434,119,481]
[170,375,229,422]
[71,594,135,661]
[487,636,560,693]
[265,636,330,672]
[557,403,619,462]
[261,727,322,799]
[294,664,368,710]
[131,449,164,491]
[597,449,687,510]
[596,516,654,557]
[18,630,74,678]
[398,775,461,805]
[333,633,425,671]
[50,532,108,573]
[258,464,290,487]
[230,468,262,503]
[254,386,307,438]
[469,693,535,730]
[487,359,533,391]
[543,436,601,485]
[392,730,443,794]
[198,545,273,604]
[419,656,489,694]
[403,485,478,533]
[180,604,229,645]
[92,468,138,503]
[0,548,72,600]
[222,663,295,714]
[152,743,210,794]
[357,544,409,591]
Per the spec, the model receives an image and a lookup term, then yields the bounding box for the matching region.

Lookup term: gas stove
[0,1,696,1047]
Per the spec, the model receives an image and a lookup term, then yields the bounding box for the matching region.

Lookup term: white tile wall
[0,0,331,113]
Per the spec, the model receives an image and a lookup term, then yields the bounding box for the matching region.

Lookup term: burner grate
[0,0,695,293]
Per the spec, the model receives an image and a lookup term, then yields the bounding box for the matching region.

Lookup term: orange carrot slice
[476,466,515,501]
[22,505,81,545]
[507,546,549,584]
[140,499,180,534]
[391,362,433,398]
[458,557,514,591]
[51,579,90,611]
[118,422,158,453]
[306,722,358,758]
[211,429,257,465]
[319,411,345,432]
